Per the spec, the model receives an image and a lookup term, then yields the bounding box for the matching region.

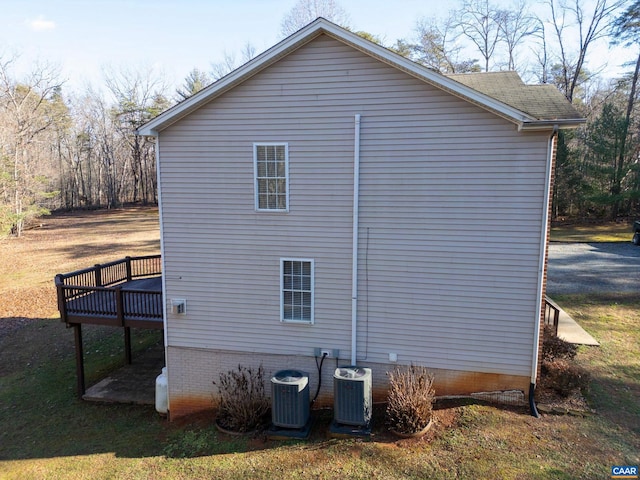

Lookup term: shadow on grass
[586,370,640,436]
[0,320,515,463]
[0,320,168,460]
[52,239,161,263]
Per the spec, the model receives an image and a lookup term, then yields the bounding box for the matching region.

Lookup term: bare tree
[104,65,170,205]
[61,89,122,209]
[546,0,625,102]
[210,42,257,80]
[497,0,539,71]
[531,18,551,83]
[280,0,351,37]
[454,0,503,72]
[411,16,480,73]
[0,54,65,236]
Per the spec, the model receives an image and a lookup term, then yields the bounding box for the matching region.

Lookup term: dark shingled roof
[446,71,582,121]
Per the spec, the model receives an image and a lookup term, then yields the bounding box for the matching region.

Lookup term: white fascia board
[137,18,540,136]
[519,118,586,131]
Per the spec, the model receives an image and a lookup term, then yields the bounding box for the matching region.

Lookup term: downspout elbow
[529,383,539,418]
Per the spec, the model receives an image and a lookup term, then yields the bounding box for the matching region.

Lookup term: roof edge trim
[519,118,586,131]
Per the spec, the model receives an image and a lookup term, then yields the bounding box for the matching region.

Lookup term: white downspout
[531,125,558,405]
[154,134,170,412]
[154,136,168,350]
[351,114,361,365]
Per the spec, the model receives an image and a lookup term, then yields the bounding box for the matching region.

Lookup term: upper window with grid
[254,143,288,211]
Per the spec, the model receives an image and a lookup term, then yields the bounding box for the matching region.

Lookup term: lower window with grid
[281,259,314,323]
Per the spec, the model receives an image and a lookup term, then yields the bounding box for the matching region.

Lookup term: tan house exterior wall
[156,34,555,418]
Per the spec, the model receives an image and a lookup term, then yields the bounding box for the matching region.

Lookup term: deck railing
[56,255,161,289]
[544,296,560,336]
[55,255,163,327]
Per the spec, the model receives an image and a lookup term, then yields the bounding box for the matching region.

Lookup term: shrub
[213,364,269,432]
[386,365,435,435]
[542,325,577,362]
[541,358,590,397]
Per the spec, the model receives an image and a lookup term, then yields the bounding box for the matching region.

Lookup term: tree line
[0,60,171,236]
[1,0,639,237]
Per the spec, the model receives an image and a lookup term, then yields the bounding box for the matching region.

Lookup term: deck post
[115,286,133,364]
[74,323,85,397]
[55,274,67,323]
[94,264,102,287]
[115,286,124,326]
[125,256,133,282]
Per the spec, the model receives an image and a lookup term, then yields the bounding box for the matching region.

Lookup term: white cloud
[27,16,56,32]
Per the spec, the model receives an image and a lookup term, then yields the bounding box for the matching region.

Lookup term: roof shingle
[446,71,581,121]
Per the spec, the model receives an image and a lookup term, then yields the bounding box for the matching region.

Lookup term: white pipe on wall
[531,125,558,386]
[351,114,361,366]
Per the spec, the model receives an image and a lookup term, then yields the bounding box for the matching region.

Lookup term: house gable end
[138,18,581,136]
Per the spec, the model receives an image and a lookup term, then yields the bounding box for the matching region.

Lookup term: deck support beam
[73,323,86,398]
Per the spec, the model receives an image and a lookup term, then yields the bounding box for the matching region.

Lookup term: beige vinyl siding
[357,121,547,375]
[159,34,547,377]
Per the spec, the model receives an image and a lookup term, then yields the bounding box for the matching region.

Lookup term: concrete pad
[555,305,600,346]
[83,343,165,405]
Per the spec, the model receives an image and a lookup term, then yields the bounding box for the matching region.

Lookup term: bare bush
[539,326,588,397]
[213,364,269,432]
[386,365,435,434]
[541,358,590,397]
[542,325,578,362]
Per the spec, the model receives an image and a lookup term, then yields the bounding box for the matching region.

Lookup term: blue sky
[0,0,634,95]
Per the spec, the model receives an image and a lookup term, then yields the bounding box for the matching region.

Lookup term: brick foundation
[166,346,529,420]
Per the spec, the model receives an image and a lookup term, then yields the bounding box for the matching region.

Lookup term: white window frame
[280,258,314,324]
[254,143,289,212]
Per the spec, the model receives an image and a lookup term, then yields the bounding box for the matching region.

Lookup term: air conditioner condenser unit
[271,369,310,429]
[333,366,372,427]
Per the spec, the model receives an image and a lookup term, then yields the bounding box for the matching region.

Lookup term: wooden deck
[56,255,163,329]
[55,255,164,397]
[62,276,163,329]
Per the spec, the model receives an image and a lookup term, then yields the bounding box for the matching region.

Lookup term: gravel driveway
[547,242,640,295]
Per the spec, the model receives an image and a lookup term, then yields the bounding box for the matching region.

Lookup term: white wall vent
[333,366,372,427]
[271,370,310,429]
[170,299,186,315]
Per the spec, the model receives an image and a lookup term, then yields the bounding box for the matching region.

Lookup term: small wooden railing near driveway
[544,296,560,336]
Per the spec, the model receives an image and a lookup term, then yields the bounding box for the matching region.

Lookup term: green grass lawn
[550,221,635,242]
[1,298,638,479]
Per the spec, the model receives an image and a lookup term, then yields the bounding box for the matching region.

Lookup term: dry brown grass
[0,207,160,319]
